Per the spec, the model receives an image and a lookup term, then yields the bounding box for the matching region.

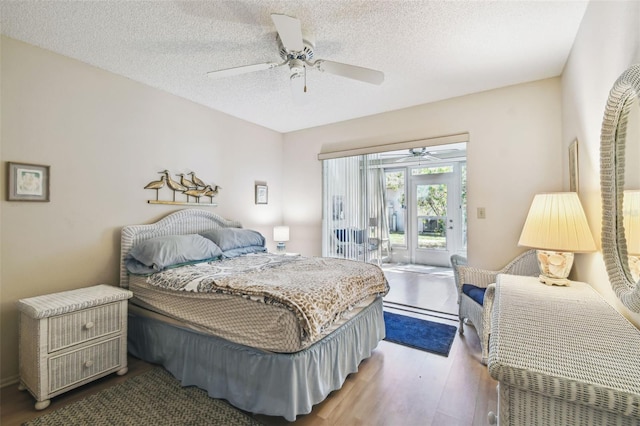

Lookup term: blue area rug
[383,311,457,356]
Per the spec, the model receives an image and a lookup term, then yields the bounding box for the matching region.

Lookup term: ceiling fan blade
[206,62,281,79]
[271,14,304,52]
[315,60,384,85]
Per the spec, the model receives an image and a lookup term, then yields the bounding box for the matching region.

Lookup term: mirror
[625,100,640,283]
[600,64,640,312]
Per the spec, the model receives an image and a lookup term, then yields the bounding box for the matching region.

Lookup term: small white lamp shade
[273,226,290,252]
[518,192,596,286]
[623,190,640,282]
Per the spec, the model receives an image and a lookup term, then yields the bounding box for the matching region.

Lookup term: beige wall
[561,0,640,327]
[283,78,564,270]
[0,37,284,384]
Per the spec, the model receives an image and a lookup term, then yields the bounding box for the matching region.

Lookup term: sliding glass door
[322,155,390,264]
[321,142,467,266]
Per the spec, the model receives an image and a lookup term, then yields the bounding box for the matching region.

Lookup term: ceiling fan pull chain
[304,65,307,93]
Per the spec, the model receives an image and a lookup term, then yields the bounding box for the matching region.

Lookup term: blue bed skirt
[127,297,385,421]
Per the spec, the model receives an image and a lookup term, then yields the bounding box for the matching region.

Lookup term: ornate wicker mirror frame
[600,64,640,312]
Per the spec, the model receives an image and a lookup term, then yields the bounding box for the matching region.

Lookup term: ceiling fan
[206,14,384,100]
[394,148,443,162]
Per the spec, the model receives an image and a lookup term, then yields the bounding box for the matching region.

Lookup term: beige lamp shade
[624,190,640,256]
[518,192,596,253]
[519,192,596,286]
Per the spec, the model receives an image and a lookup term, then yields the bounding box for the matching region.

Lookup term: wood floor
[1,266,497,426]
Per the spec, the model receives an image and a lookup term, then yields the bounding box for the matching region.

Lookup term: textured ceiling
[0,1,588,133]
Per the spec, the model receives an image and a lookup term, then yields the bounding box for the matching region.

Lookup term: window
[411,165,453,175]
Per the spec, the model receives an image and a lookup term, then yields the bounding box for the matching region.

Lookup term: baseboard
[1,374,19,388]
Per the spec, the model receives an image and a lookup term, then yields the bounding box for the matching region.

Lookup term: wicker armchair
[451,250,539,364]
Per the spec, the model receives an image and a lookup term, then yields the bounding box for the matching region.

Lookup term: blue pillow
[200,228,265,251]
[126,234,222,274]
[462,284,487,306]
[221,245,268,258]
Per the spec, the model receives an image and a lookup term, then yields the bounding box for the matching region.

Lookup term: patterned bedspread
[145,253,389,342]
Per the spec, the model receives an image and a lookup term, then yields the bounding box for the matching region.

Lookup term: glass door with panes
[408,165,463,266]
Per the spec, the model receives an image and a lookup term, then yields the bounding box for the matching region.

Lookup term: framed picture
[7,162,50,202]
[569,139,579,192]
[255,184,268,204]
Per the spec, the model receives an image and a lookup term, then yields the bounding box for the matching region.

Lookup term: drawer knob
[84,360,94,368]
[84,321,94,330]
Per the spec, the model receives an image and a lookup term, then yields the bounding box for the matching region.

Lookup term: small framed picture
[7,162,50,202]
[255,184,268,204]
[569,139,579,192]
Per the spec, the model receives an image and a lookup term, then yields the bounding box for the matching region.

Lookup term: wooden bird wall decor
[144,170,221,206]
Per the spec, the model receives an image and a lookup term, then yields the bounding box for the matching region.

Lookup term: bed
[119,209,388,421]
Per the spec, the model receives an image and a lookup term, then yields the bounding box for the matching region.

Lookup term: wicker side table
[17,284,132,410]
[488,274,640,425]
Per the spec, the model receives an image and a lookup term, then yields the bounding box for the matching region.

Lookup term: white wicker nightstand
[17,284,132,410]
[488,274,640,425]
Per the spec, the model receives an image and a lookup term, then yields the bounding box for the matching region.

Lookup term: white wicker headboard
[119,209,242,288]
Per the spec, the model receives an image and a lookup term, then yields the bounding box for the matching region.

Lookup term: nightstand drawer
[48,302,122,352]
[48,336,122,393]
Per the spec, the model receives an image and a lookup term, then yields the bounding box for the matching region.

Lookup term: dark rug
[383,311,457,356]
[23,367,262,426]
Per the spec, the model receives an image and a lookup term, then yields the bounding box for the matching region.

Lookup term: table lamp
[273,226,290,252]
[518,192,596,286]
[623,190,640,283]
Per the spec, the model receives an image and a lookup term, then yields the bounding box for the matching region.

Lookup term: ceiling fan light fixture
[290,60,308,94]
[290,71,309,103]
[288,59,305,76]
